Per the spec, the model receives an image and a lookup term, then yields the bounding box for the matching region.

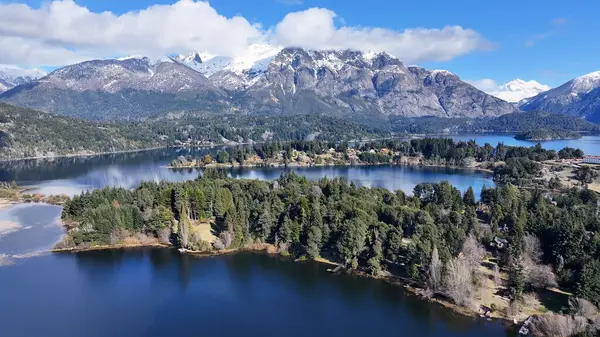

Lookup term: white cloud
[0,0,262,65]
[274,8,491,63]
[0,0,491,66]
[465,79,500,92]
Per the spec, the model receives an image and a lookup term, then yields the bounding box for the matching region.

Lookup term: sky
[0,0,598,89]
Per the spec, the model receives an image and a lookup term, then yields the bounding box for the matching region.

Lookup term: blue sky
[1,0,598,88]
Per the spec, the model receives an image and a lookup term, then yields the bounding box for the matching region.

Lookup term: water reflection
[0,147,496,197]
[0,203,63,256]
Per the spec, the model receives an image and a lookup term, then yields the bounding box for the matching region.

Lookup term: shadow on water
[0,248,519,337]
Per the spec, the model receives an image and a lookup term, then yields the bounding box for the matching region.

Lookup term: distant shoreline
[1,131,597,162]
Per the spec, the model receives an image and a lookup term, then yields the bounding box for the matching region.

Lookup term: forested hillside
[1,101,598,160]
[0,103,164,159]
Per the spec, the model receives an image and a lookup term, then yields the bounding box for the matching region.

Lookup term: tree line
[174,137,581,169]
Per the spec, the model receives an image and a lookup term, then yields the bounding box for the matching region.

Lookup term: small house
[583,155,600,165]
[492,237,508,250]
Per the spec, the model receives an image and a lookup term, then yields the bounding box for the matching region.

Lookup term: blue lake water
[1,133,595,337]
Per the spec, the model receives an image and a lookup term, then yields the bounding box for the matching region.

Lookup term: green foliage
[577,260,600,306]
[559,147,585,159]
[514,129,581,141]
[60,164,600,306]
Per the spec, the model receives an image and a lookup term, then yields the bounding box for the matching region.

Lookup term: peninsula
[514,128,582,141]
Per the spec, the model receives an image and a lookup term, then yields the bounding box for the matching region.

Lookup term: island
[514,128,582,141]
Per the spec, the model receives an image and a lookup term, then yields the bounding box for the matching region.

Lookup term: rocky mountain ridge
[520,70,600,123]
[1,47,518,120]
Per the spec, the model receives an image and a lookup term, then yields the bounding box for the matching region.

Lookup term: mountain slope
[234,48,517,118]
[408,66,518,117]
[1,47,517,120]
[0,102,165,159]
[0,65,46,93]
[0,57,227,120]
[520,71,600,122]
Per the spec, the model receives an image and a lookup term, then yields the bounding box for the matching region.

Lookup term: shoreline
[47,242,518,328]
[167,161,495,174]
[0,146,170,163]
[2,130,595,162]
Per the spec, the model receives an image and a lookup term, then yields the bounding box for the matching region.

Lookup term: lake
[0,248,517,337]
[1,133,596,337]
[0,147,495,197]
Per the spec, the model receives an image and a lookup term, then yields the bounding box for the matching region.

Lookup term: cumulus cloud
[0,0,491,66]
[465,79,500,92]
[0,0,262,65]
[274,8,491,63]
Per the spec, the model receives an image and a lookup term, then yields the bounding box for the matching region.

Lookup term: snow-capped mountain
[0,65,46,93]
[236,48,516,117]
[173,43,282,90]
[0,57,225,120]
[486,79,551,103]
[520,71,600,122]
[0,47,517,120]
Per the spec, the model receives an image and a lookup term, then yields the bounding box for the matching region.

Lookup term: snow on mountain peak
[431,69,455,77]
[175,43,282,78]
[0,65,47,92]
[176,52,202,64]
[0,65,46,80]
[487,79,551,102]
[570,70,600,94]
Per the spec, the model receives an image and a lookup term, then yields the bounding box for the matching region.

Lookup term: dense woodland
[176,138,579,189]
[515,129,582,141]
[1,101,598,160]
[60,170,600,310]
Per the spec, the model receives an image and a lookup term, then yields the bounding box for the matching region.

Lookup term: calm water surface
[0,147,495,197]
[0,249,517,337]
[451,134,600,154]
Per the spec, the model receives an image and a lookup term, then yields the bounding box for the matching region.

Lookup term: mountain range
[0,46,517,120]
[0,65,46,93]
[1,45,599,123]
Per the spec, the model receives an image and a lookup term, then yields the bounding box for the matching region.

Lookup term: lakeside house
[491,237,508,250]
[583,155,600,165]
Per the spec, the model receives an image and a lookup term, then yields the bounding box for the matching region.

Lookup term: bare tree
[213,231,233,250]
[461,235,486,272]
[493,264,501,287]
[428,246,442,293]
[524,235,543,263]
[444,257,473,307]
[530,313,589,337]
[570,298,598,319]
[593,316,600,331]
[158,228,171,244]
[507,299,520,320]
[526,263,558,289]
[522,235,558,289]
[522,292,540,310]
